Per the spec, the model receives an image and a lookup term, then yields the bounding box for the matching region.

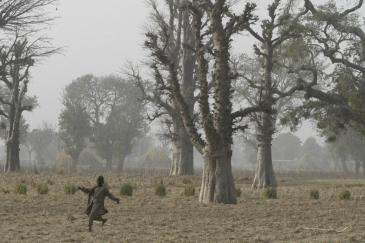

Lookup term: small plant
[47,179,55,185]
[56,168,66,175]
[102,181,109,189]
[264,186,277,199]
[309,188,319,199]
[236,188,242,197]
[64,184,77,195]
[182,176,191,184]
[37,183,48,195]
[120,183,133,196]
[184,185,195,197]
[155,184,166,196]
[339,189,351,200]
[14,183,27,194]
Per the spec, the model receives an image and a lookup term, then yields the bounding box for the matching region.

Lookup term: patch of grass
[184,185,195,197]
[47,179,55,185]
[14,183,27,194]
[37,183,48,194]
[155,184,166,196]
[120,183,133,196]
[56,168,67,175]
[64,184,76,195]
[309,188,319,199]
[264,187,277,199]
[339,189,351,200]
[182,176,191,184]
[236,188,242,197]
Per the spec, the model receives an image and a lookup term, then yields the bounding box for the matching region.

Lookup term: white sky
[23,0,320,143]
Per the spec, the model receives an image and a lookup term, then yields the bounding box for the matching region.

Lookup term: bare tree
[0,0,59,172]
[125,0,197,175]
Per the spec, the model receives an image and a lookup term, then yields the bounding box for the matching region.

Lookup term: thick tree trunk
[117,153,127,172]
[252,112,277,188]
[355,160,360,174]
[199,153,236,204]
[170,121,194,175]
[105,152,113,170]
[4,107,21,172]
[339,153,348,173]
[71,153,79,171]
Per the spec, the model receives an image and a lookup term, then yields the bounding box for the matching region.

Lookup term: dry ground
[1,170,365,243]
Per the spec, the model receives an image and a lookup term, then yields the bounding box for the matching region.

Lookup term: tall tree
[145,1,261,204]
[125,0,197,175]
[58,100,91,170]
[0,0,59,172]
[282,1,365,134]
[64,74,147,170]
[272,132,301,161]
[238,0,309,188]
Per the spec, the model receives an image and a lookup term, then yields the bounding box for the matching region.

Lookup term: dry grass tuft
[182,176,192,184]
[120,183,133,196]
[64,184,76,195]
[184,185,195,197]
[309,188,319,199]
[14,183,27,194]
[236,188,242,197]
[339,189,351,200]
[37,183,48,195]
[155,184,166,196]
[264,187,277,199]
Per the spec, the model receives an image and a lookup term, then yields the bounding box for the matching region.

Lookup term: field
[1,169,365,243]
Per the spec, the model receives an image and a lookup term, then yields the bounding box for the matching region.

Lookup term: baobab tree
[145,0,261,204]
[0,0,59,172]
[125,0,197,175]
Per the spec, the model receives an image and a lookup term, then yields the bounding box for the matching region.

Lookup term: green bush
[102,181,109,189]
[14,183,27,194]
[236,188,242,197]
[64,184,77,195]
[339,189,351,200]
[37,183,48,195]
[184,185,195,197]
[120,183,133,196]
[155,184,166,196]
[264,187,277,199]
[309,188,319,199]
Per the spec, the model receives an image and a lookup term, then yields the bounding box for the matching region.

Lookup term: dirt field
[1,170,365,243]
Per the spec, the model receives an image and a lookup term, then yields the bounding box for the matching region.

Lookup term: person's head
[96,175,104,187]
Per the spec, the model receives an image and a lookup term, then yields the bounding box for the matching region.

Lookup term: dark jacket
[81,186,118,216]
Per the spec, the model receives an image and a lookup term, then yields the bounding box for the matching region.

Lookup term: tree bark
[105,152,113,170]
[199,151,236,204]
[170,119,194,175]
[339,153,348,173]
[355,160,360,174]
[117,153,127,172]
[252,112,277,188]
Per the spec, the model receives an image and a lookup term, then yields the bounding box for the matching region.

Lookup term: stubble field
[1,169,365,243]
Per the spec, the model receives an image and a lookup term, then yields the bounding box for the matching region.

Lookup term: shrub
[37,183,48,195]
[236,188,242,197]
[64,184,77,195]
[184,185,195,197]
[14,183,27,194]
[309,188,319,199]
[102,181,109,189]
[264,187,277,199]
[120,183,133,196]
[339,189,351,200]
[182,176,191,184]
[155,184,166,196]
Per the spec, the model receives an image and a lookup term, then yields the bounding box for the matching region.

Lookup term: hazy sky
[23,0,319,143]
